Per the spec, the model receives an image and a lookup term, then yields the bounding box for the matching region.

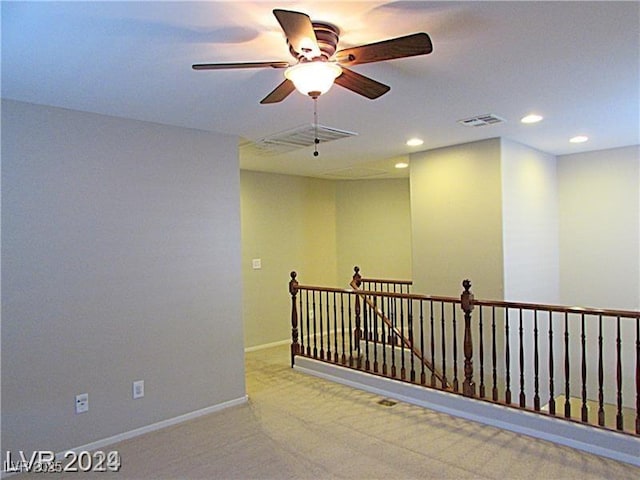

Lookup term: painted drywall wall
[240,171,337,349]
[558,145,640,310]
[501,139,559,303]
[335,178,412,283]
[2,100,245,456]
[409,138,505,299]
[240,173,413,349]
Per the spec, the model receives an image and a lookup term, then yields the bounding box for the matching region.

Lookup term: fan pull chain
[313,97,319,157]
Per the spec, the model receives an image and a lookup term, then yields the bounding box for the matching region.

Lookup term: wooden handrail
[353,283,449,388]
[350,266,449,388]
[360,277,413,285]
[289,269,640,436]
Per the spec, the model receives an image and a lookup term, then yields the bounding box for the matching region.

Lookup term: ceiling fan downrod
[313,97,320,157]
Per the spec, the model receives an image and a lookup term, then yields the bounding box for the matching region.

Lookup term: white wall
[336,179,412,283]
[240,171,337,349]
[240,173,412,349]
[558,145,640,309]
[501,139,559,303]
[409,138,505,299]
[2,100,245,456]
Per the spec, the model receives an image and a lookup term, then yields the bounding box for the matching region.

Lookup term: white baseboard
[68,395,249,455]
[244,339,290,352]
[1,395,249,479]
[294,357,640,467]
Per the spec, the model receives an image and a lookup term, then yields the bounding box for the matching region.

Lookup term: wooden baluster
[441,302,448,389]
[324,292,330,361]
[299,291,305,358]
[353,266,362,348]
[355,293,362,368]
[581,313,588,422]
[364,297,370,371]
[548,311,556,415]
[564,312,571,419]
[319,291,325,360]
[598,314,605,426]
[461,279,475,397]
[478,306,485,398]
[340,293,346,365]
[420,301,426,385]
[492,306,498,402]
[505,309,512,404]
[534,310,540,411]
[373,296,379,373]
[452,304,459,392]
[636,317,639,434]
[333,292,339,363]
[390,296,397,377]
[312,291,318,359]
[430,300,437,388]
[519,309,525,408]
[408,300,415,383]
[616,315,623,430]
[306,290,311,357]
[382,296,388,375]
[348,294,354,367]
[289,272,300,367]
[400,297,406,380]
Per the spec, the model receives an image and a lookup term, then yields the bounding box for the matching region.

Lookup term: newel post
[352,266,363,345]
[461,279,476,397]
[289,271,300,367]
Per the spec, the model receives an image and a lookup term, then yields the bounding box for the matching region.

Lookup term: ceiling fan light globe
[285,62,342,97]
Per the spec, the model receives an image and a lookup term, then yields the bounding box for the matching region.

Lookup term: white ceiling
[3,1,639,179]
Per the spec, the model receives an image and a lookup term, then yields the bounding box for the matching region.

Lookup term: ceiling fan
[192,9,433,104]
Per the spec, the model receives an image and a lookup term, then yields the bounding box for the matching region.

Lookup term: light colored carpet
[18,344,640,479]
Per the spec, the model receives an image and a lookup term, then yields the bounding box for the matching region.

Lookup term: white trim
[294,358,640,467]
[64,395,248,456]
[0,396,249,479]
[244,329,347,353]
[244,339,290,352]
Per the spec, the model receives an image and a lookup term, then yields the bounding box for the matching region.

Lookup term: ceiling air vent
[457,114,506,127]
[240,124,358,156]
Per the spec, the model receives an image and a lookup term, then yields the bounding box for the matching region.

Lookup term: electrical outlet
[133,380,144,399]
[75,393,88,414]
[252,258,261,270]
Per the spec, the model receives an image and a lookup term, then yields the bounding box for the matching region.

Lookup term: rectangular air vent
[241,124,358,156]
[457,114,506,127]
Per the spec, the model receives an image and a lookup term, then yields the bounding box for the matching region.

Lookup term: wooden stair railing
[350,266,449,388]
[289,268,640,436]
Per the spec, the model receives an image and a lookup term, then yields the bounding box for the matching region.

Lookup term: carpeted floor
[17,344,640,479]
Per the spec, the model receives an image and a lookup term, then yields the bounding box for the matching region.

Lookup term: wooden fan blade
[192,61,289,70]
[335,32,432,66]
[260,79,296,104]
[334,67,390,99]
[273,9,320,58]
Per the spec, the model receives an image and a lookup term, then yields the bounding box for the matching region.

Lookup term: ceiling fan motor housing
[287,21,340,61]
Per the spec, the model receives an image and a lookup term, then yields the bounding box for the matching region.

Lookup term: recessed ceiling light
[569,135,589,143]
[406,138,424,147]
[395,162,409,169]
[521,114,543,124]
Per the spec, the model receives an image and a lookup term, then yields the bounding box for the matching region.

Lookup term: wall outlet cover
[75,393,88,414]
[133,380,144,399]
